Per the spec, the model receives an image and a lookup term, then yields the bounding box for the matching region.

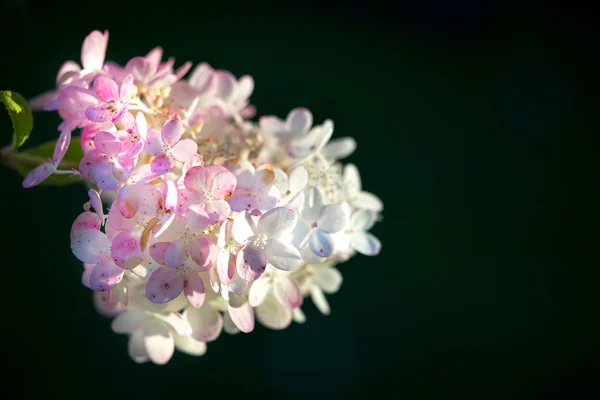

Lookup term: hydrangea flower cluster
[24,30,383,364]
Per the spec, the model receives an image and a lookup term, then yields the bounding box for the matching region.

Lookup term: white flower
[111,310,205,364]
[248,267,303,330]
[343,164,384,212]
[335,206,382,257]
[292,186,347,259]
[273,166,308,206]
[232,207,304,281]
[298,264,343,316]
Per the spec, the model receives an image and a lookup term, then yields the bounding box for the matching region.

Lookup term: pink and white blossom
[19,29,384,365]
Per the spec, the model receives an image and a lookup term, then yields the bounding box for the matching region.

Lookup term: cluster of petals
[25,30,384,364]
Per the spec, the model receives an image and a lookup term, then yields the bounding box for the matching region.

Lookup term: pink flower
[57,86,99,129]
[145,117,198,176]
[145,241,212,307]
[183,165,237,224]
[85,74,134,123]
[78,128,143,190]
[123,47,192,90]
[22,128,76,188]
[29,30,109,111]
[224,160,280,212]
[70,211,124,291]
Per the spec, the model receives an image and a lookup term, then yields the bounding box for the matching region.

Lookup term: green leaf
[0,90,34,150]
[12,137,84,186]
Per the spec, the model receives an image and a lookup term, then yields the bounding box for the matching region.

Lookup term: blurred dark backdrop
[1,0,598,398]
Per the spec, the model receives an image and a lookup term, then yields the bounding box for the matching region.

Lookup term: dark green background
[1,0,598,398]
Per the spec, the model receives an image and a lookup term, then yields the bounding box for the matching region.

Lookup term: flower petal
[210,168,237,199]
[91,164,123,190]
[291,220,311,249]
[81,30,108,71]
[265,238,303,271]
[273,276,303,308]
[350,209,377,231]
[111,229,145,269]
[119,74,134,102]
[128,330,150,363]
[85,102,117,123]
[248,276,270,307]
[317,204,347,234]
[254,164,276,187]
[151,154,175,176]
[287,120,333,160]
[350,232,381,256]
[228,271,248,293]
[161,118,184,147]
[189,62,214,92]
[185,305,223,342]
[22,163,52,188]
[183,270,206,308]
[94,130,122,155]
[144,128,165,156]
[292,308,306,324]
[312,267,343,293]
[135,111,148,140]
[288,166,308,195]
[70,211,101,238]
[146,266,183,303]
[171,139,198,162]
[214,71,235,100]
[351,191,384,213]
[131,261,160,279]
[154,215,187,242]
[255,293,293,330]
[89,261,124,291]
[217,249,234,286]
[222,311,240,334]
[310,286,330,315]
[112,310,154,334]
[321,137,356,160]
[308,230,335,258]
[116,183,161,218]
[258,115,286,139]
[227,192,255,213]
[143,323,174,365]
[301,186,324,222]
[205,199,231,224]
[127,164,158,185]
[209,266,220,292]
[58,86,98,120]
[257,207,298,239]
[52,128,72,165]
[253,186,280,211]
[164,239,187,269]
[154,312,192,336]
[343,163,361,194]
[71,229,110,264]
[93,75,119,102]
[87,189,104,225]
[227,302,254,333]
[174,334,207,356]
[286,107,313,137]
[189,236,213,270]
[232,210,257,244]
[185,204,210,234]
[236,245,267,282]
[80,121,115,152]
